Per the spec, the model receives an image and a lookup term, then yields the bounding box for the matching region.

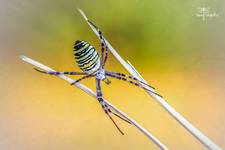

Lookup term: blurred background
[0,0,225,149]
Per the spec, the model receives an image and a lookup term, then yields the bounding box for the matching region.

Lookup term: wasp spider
[35,20,162,135]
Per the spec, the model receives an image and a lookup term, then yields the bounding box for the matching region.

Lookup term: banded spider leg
[87,20,109,68]
[34,68,86,75]
[96,78,132,135]
[105,71,162,98]
[34,68,94,85]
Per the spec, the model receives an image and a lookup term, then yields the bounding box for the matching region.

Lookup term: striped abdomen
[74,40,101,74]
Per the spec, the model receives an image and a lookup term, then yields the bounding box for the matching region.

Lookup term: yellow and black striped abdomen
[74,40,101,74]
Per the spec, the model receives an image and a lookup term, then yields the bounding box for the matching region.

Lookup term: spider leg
[106,71,155,90]
[96,78,125,135]
[105,72,163,98]
[87,20,108,68]
[111,112,131,124]
[102,42,109,68]
[34,68,86,75]
[71,74,95,85]
[96,78,130,123]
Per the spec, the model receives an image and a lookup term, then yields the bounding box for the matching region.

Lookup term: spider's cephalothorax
[34,19,162,135]
[74,40,101,74]
[96,68,105,80]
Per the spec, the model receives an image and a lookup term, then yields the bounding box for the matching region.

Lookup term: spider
[34,20,162,135]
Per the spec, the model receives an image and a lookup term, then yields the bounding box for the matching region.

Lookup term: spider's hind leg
[87,20,109,68]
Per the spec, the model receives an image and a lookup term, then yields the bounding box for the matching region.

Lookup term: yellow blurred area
[1,60,225,149]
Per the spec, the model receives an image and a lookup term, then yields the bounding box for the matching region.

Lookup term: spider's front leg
[105,71,163,98]
[96,78,112,113]
[34,68,93,85]
[71,74,94,85]
[96,78,126,135]
[34,68,86,75]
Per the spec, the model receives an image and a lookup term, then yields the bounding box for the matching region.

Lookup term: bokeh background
[0,0,225,149]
